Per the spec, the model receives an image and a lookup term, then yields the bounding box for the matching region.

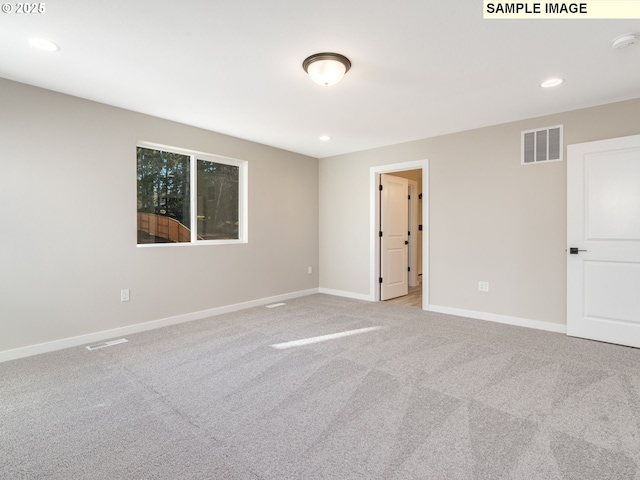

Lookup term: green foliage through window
[197,160,239,240]
[137,144,246,245]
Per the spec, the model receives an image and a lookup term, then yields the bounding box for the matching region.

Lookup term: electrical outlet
[120,289,130,302]
[478,281,489,292]
[308,266,313,275]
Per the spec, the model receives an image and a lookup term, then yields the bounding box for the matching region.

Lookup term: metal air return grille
[86,338,128,350]
[521,125,563,165]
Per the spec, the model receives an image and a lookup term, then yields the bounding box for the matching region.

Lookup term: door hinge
[379,184,383,191]
[418,225,423,231]
[408,194,411,200]
[408,267,410,272]
[379,231,383,237]
[408,231,411,235]
[379,277,383,284]
[419,193,422,200]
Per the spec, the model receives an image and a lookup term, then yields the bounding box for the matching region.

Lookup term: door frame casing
[370,160,429,309]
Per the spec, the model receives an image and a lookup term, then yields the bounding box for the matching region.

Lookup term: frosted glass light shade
[307,59,346,86]
[303,53,351,86]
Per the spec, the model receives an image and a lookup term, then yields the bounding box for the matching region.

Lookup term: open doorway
[370,160,429,309]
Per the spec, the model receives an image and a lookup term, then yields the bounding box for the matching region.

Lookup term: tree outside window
[137,144,246,245]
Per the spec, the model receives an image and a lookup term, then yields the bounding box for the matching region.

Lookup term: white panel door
[567,134,640,348]
[381,174,408,300]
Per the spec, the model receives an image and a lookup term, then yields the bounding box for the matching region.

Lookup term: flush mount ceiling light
[28,38,60,52]
[540,78,564,88]
[319,135,331,141]
[303,53,351,86]
[612,32,638,50]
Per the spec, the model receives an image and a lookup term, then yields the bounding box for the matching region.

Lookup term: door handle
[569,247,587,254]
[405,240,409,245]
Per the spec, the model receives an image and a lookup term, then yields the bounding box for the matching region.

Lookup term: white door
[380,174,409,300]
[567,134,640,348]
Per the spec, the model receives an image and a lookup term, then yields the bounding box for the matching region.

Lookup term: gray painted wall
[319,98,640,325]
[0,79,319,353]
[3,75,639,355]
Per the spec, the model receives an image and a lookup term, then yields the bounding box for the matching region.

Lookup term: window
[137,143,247,245]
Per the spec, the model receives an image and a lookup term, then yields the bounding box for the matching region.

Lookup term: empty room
[1,1,640,479]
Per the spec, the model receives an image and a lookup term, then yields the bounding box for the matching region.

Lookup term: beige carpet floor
[2,294,640,479]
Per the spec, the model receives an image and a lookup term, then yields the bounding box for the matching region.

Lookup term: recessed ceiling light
[540,78,564,88]
[319,135,331,141]
[28,38,60,52]
[612,32,638,50]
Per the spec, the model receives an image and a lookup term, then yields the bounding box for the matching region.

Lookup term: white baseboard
[427,304,567,334]
[0,288,320,364]
[318,288,373,302]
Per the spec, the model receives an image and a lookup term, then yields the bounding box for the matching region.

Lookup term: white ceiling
[1,1,639,158]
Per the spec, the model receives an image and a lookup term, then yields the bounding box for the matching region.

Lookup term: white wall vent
[265,302,286,308]
[86,338,128,350]
[521,125,563,165]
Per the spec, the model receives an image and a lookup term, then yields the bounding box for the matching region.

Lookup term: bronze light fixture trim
[302,52,352,86]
